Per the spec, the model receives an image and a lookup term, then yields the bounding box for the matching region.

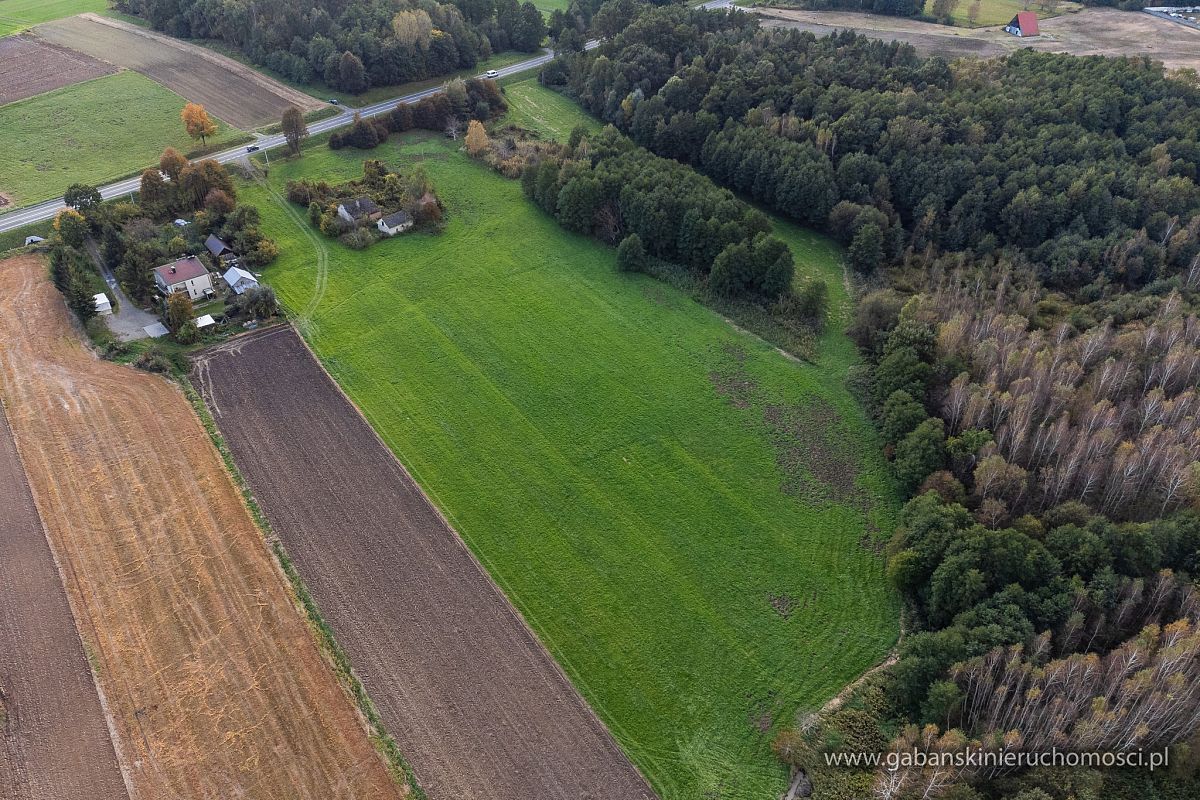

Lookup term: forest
[113,0,546,92]
[547,4,1200,798]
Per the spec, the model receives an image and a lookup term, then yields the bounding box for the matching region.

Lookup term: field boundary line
[0,392,136,800]
[276,324,662,797]
[183,345,425,798]
[61,13,326,117]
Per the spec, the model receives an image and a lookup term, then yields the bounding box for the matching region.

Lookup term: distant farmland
[0,71,241,207]
[234,102,899,798]
[33,13,325,129]
[0,34,113,105]
[0,0,106,36]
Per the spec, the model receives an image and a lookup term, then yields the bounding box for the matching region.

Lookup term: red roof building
[1006,11,1040,37]
[154,255,214,301]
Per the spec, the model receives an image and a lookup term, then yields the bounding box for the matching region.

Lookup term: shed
[1005,11,1039,37]
[24,235,45,245]
[377,210,414,237]
[195,314,216,329]
[94,293,112,316]
[223,265,259,295]
[143,322,169,338]
[205,234,235,260]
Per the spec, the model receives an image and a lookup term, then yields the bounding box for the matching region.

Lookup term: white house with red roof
[1005,11,1040,37]
[154,255,213,301]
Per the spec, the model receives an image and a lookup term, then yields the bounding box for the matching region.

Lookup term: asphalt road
[0,47,567,233]
[0,1,740,236]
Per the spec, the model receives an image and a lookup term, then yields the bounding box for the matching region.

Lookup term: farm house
[1005,11,1040,36]
[154,256,214,301]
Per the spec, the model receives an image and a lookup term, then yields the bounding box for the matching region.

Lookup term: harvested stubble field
[33,13,326,129]
[231,86,899,800]
[0,408,128,800]
[194,327,657,800]
[0,254,407,800]
[0,34,113,106]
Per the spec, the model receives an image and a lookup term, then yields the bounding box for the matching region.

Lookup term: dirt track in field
[757,7,1200,70]
[0,34,114,106]
[0,407,129,800]
[193,326,657,800]
[0,255,407,800]
[32,14,326,129]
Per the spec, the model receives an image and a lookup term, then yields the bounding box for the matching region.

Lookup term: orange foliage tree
[181,103,217,146]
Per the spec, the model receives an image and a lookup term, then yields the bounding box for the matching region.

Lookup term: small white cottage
[222,266,259,295]
[377,210,414,237]
[94,293,112,316]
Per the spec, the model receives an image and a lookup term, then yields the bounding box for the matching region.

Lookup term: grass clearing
[0,0,106,36]
[500,78,602,140]
[238,88,898,799]
[922,0,1081,27]
[0,71,241,207]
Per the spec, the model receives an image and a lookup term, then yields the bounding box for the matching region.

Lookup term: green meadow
[922,0,1082,27]
[0,71,241,207]
[238,81,899,799]
[0,0,107,36]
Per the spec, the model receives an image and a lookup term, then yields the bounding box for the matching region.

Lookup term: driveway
[84,239,158,341]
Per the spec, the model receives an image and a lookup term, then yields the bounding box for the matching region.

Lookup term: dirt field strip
[757,7,1200,70]
[193,326,657,800]
[0,34,114,106]
[0,406,130,800]
[32,14,326,129]
[0,254,407,800]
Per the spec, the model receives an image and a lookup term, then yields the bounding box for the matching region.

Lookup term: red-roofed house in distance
[154,255,214,301]
[1005,11,1040,37]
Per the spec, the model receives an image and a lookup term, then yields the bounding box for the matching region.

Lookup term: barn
[1005,11,1040,37]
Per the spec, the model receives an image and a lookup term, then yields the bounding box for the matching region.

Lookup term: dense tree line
[550,5,1200,297]
[823,262,1200,798]
[507,125,795,300]
[114,0,545,93]
[330,76,506,148]
[785,0,922,17]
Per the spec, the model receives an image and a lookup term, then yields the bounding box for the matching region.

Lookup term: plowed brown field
[193,326,657,800]
[0,406,129,800]
[0,34,114,106]
[0,255,406,800]
[32,14,325,129]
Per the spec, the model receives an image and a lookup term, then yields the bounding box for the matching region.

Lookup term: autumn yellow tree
[392,9,433,49]
[181,103,217,146]
[53,208,88,248]
[464,119,490,156]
